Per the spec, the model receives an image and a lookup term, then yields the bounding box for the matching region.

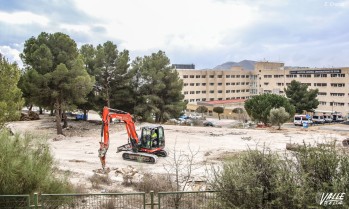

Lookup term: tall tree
[132,51,186,122]
[244,94,295,125]
[78,44,100,118]
[20,32,94,134]
[285,80,319,114]
[269,107,290,130]
[0,54,24,127]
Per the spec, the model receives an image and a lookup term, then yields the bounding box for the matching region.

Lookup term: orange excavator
[98,107,167,170]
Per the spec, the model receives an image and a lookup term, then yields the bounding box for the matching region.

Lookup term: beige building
[177,61,349,117]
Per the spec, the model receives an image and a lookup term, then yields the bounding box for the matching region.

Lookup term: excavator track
[122,151,158,163]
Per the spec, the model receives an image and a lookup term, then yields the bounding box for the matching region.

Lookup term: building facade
[177,61,349,116]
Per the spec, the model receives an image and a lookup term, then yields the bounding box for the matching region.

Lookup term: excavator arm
[98,107,140,170]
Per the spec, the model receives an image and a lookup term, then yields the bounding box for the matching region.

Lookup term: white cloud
[0,11,49,26]
[73,0,257,51]
[0,45,23,67]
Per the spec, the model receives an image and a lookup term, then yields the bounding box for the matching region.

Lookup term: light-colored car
[323,115,333,123]
[312,115,325,124]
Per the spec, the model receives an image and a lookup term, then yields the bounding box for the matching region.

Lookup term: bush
[133,173,174,193]
[211,143,349,208]
[0,130,73,194]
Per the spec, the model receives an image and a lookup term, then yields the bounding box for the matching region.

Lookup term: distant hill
[213,60,256,70]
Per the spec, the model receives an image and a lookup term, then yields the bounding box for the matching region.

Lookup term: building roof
[197,99,246,106]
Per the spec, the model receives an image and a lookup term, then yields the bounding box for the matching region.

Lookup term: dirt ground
[7,112,349,193]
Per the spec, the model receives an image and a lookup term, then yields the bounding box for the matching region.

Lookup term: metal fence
[0,195,30,209]
[0,191,219,209]
[158,191,220,209]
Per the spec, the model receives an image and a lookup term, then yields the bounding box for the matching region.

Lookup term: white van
[323,115,333,123]
[312,115,325,124]
[294,115,313,126]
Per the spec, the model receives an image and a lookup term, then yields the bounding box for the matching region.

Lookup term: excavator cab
[140,126,165,149]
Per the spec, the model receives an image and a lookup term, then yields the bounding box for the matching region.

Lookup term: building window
[318,92,327,96]
[184,83,188,86]
[218,98,222,100]
[264,75,272,78]
[264,82,269,85]
[190,99,195,102]
[241,90,245,92]
[226,97,230,100]
[319,101,327,105]
[183,75,188,78]
[236,90,240,93]
[241,75,245,78]
[231,75,236,78]
[209,90,214,93]
[202,75,206,78]
[300,74,311,78]
[274,75,284,78]
[202,90,206,93]
[209,75,214,78]
[286,75,297,78]
[202,98,206,101]
[190,83,194,86]
[226,90,231,93]
[196,75,200,78]
[196,91,200,94]
[246,89,250,92]
[196,83,200,86]
[246,82,250,85]
[330,93,345,96]
[226,83,230,85]
[246,75,250,78]
[236,75,240,78]
[184,99,188,102]
[303,83,311,86]
[196,99,200,101]
[210,83,214,86]
[190,75,194,78]
[210,98,214,101]
[232,90,236,93]
[232,82,236,85]
[217,75,223,78]
[331,83,345,87]
[331,74,345,77]
[202,83,206,86]
[184,91,188,94]
[241,82,245,85]
[236,82,240,85]
[226,75,231,78]
[218,90,223,93]
[314,83,327,87]
[277,83,284,86]
[190,91,195,94]
[218,83,222,86]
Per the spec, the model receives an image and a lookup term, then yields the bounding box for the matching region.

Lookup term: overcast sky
[1,0,349,69]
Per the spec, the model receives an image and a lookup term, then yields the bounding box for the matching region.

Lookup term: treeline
[7,32,186,134]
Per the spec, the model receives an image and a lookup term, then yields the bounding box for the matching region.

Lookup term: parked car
[294,115,313,126]
[332,114,344,123]
[203,121,214,127]
[323,115,333,123]
[312,115,325,124]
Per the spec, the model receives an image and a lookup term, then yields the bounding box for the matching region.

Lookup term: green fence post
[150,191,154,209]
[33,193,39,209]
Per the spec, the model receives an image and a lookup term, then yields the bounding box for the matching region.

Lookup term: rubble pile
[20,111,40,121]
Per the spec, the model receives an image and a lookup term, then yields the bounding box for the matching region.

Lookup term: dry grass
[89,174,112,189]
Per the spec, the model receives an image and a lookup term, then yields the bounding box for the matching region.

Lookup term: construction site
[7,111,349,194]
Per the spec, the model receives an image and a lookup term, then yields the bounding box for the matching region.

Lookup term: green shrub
[211,143,349,208]
[0,130,73,194]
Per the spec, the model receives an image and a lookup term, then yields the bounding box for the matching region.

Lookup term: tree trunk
[50,108,54,116]
[218,114,221,120]
[62,110,68,128]
[39,107,43,114]
[83,109,87,121]
[29,104,33,111]
[55,100,63,135]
